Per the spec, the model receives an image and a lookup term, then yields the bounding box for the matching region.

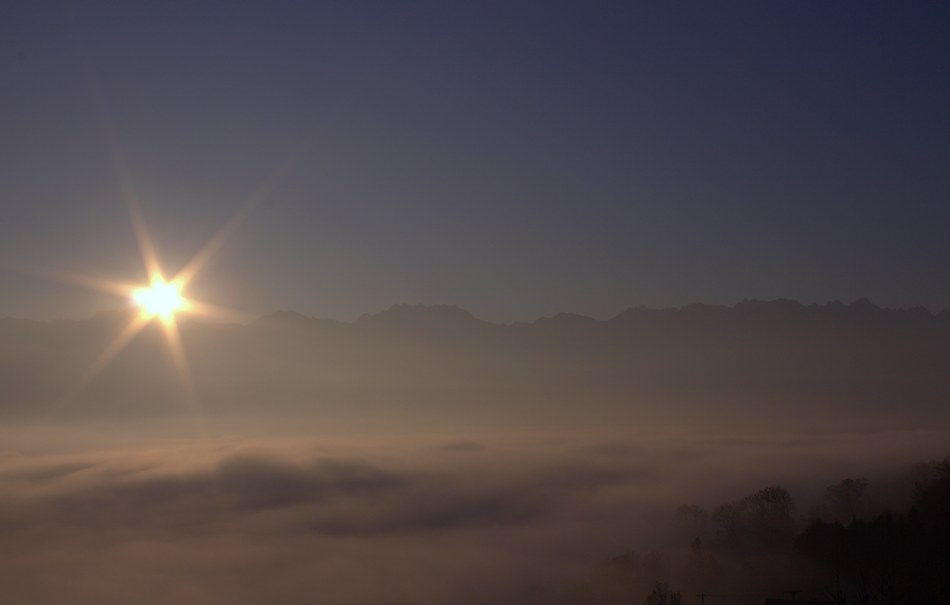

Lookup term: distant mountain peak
[19,298,945,328]
[259,310,318,323]
[533,312,599,325]
[735,298,804,311]
[254,311,345,332]
[353,305,488,337]
[848,297,880,311]
[357,304,478,324]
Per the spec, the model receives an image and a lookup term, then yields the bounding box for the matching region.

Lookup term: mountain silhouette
[1,299,948,430]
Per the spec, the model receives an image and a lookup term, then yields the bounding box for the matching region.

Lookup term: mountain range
[2,299,948,431]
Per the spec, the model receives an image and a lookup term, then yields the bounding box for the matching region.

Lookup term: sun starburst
[36,198,257,420]
[132,277,187,323]
[23,109,304,418]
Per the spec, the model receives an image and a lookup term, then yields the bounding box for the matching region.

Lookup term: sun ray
[87,78,165,286]
[5,261,136,298]
[185,299,254,323]
[38,66,290,415]
[127,197,164,284]
[171,201,255,289]
[160,319,204,422]
[49,314,150,417]
[172,147,306,288]
[87,74,165,287]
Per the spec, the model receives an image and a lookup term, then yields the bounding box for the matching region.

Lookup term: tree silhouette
[822,477,868,522]
[796,457,950,604]
[673,504,709,545]
[712,485,794,554]
[684,537,722,596]
[646,582,683,605]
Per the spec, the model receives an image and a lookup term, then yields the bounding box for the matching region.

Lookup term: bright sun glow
[132,278,185,323]
[43,184,255,417]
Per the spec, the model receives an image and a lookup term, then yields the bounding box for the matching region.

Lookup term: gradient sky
[2,1,948,322]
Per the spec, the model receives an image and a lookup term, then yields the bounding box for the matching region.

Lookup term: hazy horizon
[2,2,948,603]
[5,296,950,325]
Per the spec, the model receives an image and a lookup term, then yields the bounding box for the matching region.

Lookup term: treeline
[588,456,950,605]
[796,457,950,604]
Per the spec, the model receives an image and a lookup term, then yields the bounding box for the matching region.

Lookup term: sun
[27,115,287,419]
[39,199,253,418]
[131,277,187,323]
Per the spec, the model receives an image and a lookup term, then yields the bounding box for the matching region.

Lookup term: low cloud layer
[1,428,946,604]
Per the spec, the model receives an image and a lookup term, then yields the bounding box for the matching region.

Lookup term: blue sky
[2,1,948,321]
